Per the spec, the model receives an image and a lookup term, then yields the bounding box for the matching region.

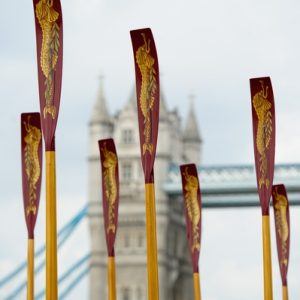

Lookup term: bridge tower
[88,79,202,299]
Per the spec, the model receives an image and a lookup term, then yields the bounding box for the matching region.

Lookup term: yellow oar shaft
[145,183,159,300]
[27,239,34,300]
[262,215,273,300]
[46,151,58,300]
[193,272,201,300]
[282,285,288,300]
[107,256,116,300]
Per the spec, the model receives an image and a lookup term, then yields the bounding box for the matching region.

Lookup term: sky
[1,0,300,299]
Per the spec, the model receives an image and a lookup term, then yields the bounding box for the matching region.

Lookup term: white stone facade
[88,79,202,300]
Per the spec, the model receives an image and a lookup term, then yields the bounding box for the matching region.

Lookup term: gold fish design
[135,33,157,155]
[273,187,289,266]
[102,143,118,234]
[253,81,273,188]
[35,0,60,119]
[183,167,201,252]
[24,116,42,216]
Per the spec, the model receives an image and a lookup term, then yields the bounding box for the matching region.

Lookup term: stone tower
[88,79,202,300]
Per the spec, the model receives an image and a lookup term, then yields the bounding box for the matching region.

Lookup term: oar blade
[272,184,290,285]
[250,77,276,214]
[130,28,160,183]
[21,112,43,238]
[98,139,120,257]
[180,164,202,273]
[32,0,63,150]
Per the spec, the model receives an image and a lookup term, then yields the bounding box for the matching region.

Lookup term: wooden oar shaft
[282,285,288,300]
[193,273,201,300]
[46,151,58,300]
[262,215,273,300]
[27,239,34,300]
[107,256,116,300]
[145,183,159,300]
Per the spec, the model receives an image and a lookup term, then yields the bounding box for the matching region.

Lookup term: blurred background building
[88,78,202,300]
[2,1,300,299]
[2,78,300,299]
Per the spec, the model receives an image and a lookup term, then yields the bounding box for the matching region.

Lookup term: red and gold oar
[21,113,43,300]
[98,139,120,300]
[180,164,202,300]
[272,184,290,300]
[32,1,63,299]
[130,28,160,299]
[250,77,276,300]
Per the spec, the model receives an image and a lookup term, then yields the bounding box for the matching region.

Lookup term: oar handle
[145,183,159,300]
[193,272,201,300]
[282,285,288,300]
[27,239,34,300]
[262,215,273,300]
[46,151,58,300]
[107,256,116,300]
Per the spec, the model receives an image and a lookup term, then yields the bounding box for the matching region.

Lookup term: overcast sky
[1,0,300,299]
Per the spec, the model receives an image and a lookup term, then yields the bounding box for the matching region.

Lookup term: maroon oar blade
[99,139,119,257]
[272,184,290,285]
[180,164,202,273]
[250,77,276,215]
[21,113,43,239]
[33,0,63,151]
[130,28,160,183]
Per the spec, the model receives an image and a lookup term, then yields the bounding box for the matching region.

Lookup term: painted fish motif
[136,33,157,155]
[102,143,118,234]
[35,0,60,119]
[24,116,42,215]
[253,81,273,188]
[183,167,201,252]
[273,187,289,266]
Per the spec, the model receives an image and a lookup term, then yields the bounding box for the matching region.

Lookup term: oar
[180,164,202,300]
[21,112,43,300]
[32,1,63,299]
[130,28,160,300]
[98,139,120,300]
[250,77,276,300]
[272,184,290,300]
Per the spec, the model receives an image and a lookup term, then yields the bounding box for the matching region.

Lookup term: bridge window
[122,129,134,144]
[122,163,132,181]
[137,286,143,299]
[122,287,130,300]
[124,234,130,247]
[138,234,144,247]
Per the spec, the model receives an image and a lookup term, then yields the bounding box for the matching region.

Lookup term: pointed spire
[159,78,168,117]
[159,73,168,118]
[183,94,202,142]
[128,86,137,108]
[90,75,111,124]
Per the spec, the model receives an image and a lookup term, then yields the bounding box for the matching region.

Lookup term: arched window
[138,234,144,247]
[122,287,130,300]
[122,129,134,144]
[136,286,143,299]
[124,234,130,248]
[122,162,132,181]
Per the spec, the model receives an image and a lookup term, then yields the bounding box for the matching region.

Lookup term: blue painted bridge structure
[1,163,299,298]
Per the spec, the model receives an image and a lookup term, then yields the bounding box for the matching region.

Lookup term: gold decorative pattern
[273,187,289,267]
[183,167,200,252]
[35,0,60,119]
[253,81,273,188]
[135,33,157,155]
[24,117,42,216]
[102,143,118,234]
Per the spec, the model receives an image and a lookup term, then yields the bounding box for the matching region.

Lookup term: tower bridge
[1,163,299,299]
[166,163,300,208]
[2,79,300,299]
